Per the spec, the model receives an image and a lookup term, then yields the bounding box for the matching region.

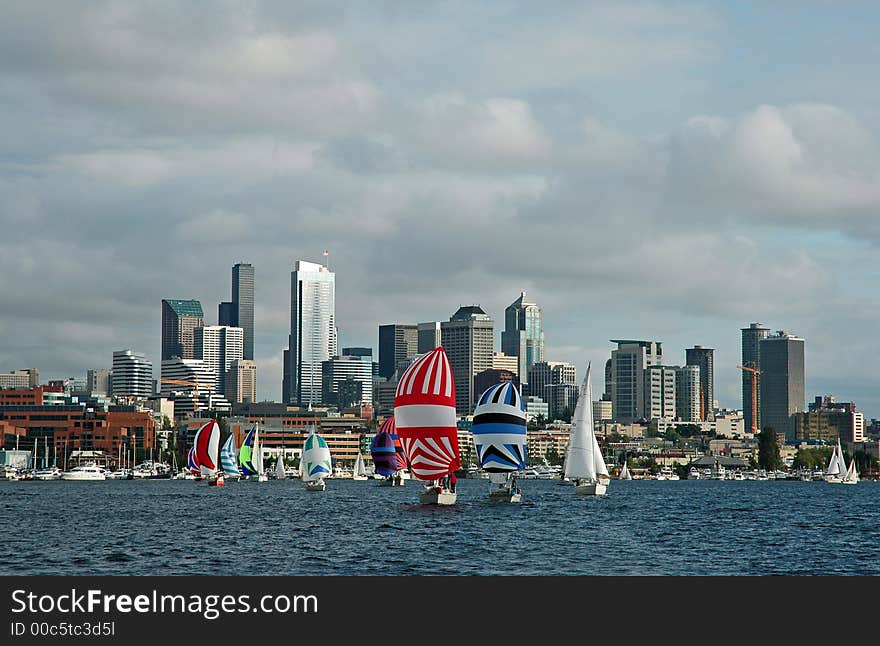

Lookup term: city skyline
[2,3,880,416]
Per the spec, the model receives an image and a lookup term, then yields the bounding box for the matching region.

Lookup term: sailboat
[301,427,332,492]
[619,458,632,481]
[352,452,368,481]
[564,362,610,496]
[472,381,527,503]
[371,416,404,486]
[239,424,267,482]
[274,455,286,480]
[220,434,241,480]
[191,420,223,486]
[824,438,848,484]
[393,346,460,505]
[842,454,860,485]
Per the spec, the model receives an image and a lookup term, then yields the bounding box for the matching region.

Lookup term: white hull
[352,475,369,481]
[574,481,607,496]
[34,469,62,481]
[489,488,522,503]
[61,471,106,481]
[305,479,326,492]
[418,486,456,505]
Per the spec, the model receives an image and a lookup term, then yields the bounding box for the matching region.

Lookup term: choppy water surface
[1,478,877,576]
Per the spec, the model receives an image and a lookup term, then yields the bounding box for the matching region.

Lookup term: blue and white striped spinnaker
[220,434,241,476]
[472,382,527,472]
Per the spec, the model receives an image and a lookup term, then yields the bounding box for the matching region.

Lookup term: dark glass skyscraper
[232,263,254,360]
[741,323,769,433]
[759,331,805,440]
[685,345,715,421]
[161,299,204,361]
[378,324,417,379]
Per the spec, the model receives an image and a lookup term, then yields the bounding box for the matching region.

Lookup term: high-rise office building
[111,350,153,399]
[501,292,544,387]
[378,324,418,379]
[216,263,255,360]
[441,306,495,415]
[161,299,204,361]
[526,361,577,400]
[160,357,230,415]
[194,325,244,396]
[321,355,373,407]
[225,359,257,405]
[417,321,442,354]
[86,368,112,395]
[282,260,336,405]
[0,369,39,390]
[741,323,769,433]
[674,365,701,422]
[644,365,676,421]
[759,330,805,440]
[685,345,714,421]
[609,340,662,423]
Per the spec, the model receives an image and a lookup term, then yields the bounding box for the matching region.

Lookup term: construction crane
[160,379,214,413]
[736,362,762,433]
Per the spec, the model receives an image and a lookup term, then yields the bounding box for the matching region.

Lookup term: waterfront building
[609,340,663,423]
[111,350,153,399]
[0,369,39,390]
[524,395,549,421]
[674,365,701,422]
[794,396,864,445]
[441,305,495,415]
[759,330,805,440]
[593,399,613,423]
[378,324,417,379]
[321,355,373,407]
[417,321,442,354]
[283,260,336,405]
[194,325,244,396]
[0,387,45,405]
[161,299,204,362]
[225,359,257,405]
[544,383,579,421]
[500,292,544,388]
[741,322,769,433]
[644,365,676,421]
[685,345,714,421]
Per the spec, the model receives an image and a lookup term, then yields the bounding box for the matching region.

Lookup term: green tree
[758,428,782,470]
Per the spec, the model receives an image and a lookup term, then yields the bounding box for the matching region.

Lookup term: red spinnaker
[393,347,460,481]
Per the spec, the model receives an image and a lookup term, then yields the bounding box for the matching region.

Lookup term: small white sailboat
[301,427,331,492]
[824,438,848,484]
[564,362,609,496]
[842,453,859,485]
[275,455,286,480]
[352,453,368,481]
[619,459,632,481]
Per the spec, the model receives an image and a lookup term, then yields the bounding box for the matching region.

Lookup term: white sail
[843,457,859,484]
[834,440,847,477]
[825,443,840,476]
[253,427,264,475]
[564,364,596,481]
[620,461,631,480]
[353,453,366,478]
[275,456,286,480]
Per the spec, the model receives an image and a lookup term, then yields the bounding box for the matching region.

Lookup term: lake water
[1,477,878,576]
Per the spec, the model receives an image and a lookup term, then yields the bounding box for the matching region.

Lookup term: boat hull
[418,486,456,505]
[305,479,326,492]
[574,481,607,496]
[61,472,106,481]
[489,488,522,503]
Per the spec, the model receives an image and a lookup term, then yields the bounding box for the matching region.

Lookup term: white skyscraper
[111,350,153,399]
[194,325,244,396]
[283,260,336,405]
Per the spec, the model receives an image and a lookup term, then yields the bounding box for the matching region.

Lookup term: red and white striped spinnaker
[393,347,460,481]
[194,419,220,478]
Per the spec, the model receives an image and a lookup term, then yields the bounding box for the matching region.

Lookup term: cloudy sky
[1,1,879,416]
